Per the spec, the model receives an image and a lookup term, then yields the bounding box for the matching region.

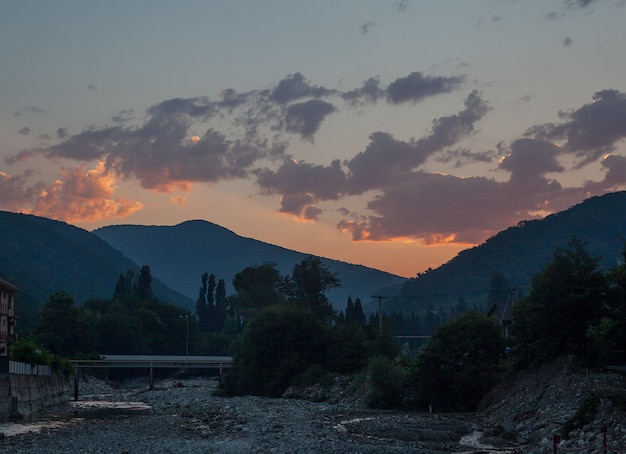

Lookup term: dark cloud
[278,193,322,220]
[595,154,626,189]
[13,106,47,116]
[87,84,96,90]
[525,89,626,166]
[56,128,68,139]
[284,100,336,139]
[341,77,384,106]
[217,89,251,110]
[270,73,334,104]
[435,148,495,167]
[256,159,347,202]
[499,138,564,189]
[147,96,215,119]
[8,97,274,190]
[18,127,31,136]
[565,0,602,8]
[393,0,409,12]
[339,172,517,243]
[111,109,134,124]
[386,72,464,104]
[360,22,376,35]
[546,11,564,20]
[0,170,41,209]
[347,91,489,193]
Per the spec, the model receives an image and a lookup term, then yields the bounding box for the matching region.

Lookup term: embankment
[0,371,71,420]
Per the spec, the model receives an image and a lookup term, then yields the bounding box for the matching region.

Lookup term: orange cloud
[30,161,143,223]
[169,195,186,205]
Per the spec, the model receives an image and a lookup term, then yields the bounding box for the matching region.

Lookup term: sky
[2,0,626,278]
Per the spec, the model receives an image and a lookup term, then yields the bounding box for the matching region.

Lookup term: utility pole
[371,294,388,334]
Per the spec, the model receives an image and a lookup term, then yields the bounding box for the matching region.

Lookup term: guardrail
[70,355,233,400]
[9,360,52,376]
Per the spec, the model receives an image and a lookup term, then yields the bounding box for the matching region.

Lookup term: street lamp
[179,314,189,361]
[430,310,442,325]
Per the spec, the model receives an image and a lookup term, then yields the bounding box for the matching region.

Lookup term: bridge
[70,355,233,400]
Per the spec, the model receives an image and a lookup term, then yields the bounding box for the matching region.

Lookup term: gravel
[1,376,518,454]
[3,358,624,453]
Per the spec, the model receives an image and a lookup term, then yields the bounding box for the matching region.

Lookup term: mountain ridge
[93,220,407,312]
[391,190,626,315]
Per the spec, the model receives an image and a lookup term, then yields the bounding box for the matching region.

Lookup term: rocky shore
[2,358,625,454]
[2,375,518,454]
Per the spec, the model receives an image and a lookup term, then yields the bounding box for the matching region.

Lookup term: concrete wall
[0,373,71,420]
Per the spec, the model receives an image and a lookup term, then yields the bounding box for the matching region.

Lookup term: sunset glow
[2,1,626,277]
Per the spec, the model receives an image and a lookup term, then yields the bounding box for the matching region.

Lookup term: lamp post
[430,310,442,326]
[180,314,189,362]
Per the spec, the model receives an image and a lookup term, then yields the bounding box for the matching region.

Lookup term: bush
[406,311,504,412]
[365,356,405,409]
[10,338,75,377]
[220,304,328,397]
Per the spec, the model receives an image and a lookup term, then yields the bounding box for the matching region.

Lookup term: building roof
[487,301,512,324]
[0,277,19,293]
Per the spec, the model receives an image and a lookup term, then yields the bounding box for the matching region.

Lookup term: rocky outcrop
[478,356,626,453]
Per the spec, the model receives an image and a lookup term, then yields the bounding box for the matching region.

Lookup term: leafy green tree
[365,356,406,409]
[406,311,504,412]
[230,262,286,318]
[511,237,607,366]
[587,244,626,358]
[221,304,327,397]
[289,255,340,322]
[34,291,95,357]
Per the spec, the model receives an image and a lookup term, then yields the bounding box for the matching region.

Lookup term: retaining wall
[0,372,71,420]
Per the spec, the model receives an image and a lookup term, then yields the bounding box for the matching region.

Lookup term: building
[487,301,512,338]
[0,277,18,356]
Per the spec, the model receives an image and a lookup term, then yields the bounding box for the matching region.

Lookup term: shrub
[365,356,405,409]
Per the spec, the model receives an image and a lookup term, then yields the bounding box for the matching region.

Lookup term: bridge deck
[72,355,232,369]
[70,355,233,400]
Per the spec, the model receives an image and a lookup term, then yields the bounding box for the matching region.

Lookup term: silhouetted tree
[289,255,340,322]
[511,237,607,366]
[136,265,153,300]
[34,291,95,357]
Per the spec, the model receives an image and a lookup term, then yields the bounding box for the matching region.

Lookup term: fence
[552,427,625,453]
[9,360,52,376]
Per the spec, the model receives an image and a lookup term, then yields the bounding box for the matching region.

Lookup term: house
[0,277,18,356]
[487,301,512,338]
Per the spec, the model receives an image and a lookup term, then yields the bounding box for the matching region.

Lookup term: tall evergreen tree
[353,297,366,326]
[345,297,354,325]
[196,272,209,333]
[136,265,153,300]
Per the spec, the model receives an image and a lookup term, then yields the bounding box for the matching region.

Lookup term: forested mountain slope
[0,211,193,331]
[391,191,626,316]
[93,220,407,310]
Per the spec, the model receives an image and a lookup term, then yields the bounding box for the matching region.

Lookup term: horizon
[2,1,626,278]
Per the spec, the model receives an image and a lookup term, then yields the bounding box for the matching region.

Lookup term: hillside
[0,211,194,331]
[391,191,626,316]
[93,220,407,311]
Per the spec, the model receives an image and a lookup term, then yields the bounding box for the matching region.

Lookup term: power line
[370,294,389,334]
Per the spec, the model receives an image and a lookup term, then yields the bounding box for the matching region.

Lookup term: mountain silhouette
[93,220,407,312]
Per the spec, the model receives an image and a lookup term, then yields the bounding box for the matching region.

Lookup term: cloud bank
[4,70,626,247]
